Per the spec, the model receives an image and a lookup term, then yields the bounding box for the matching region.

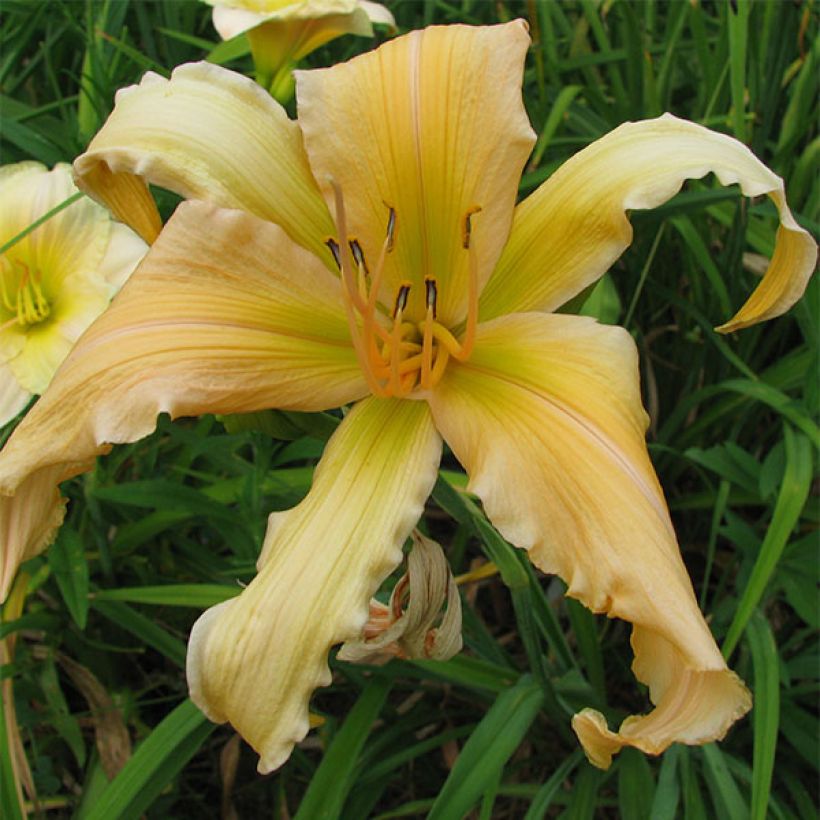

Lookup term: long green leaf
[723,426,813,657]
[747,610,780,820]
[428,676,544,820]
[81,700,214,820]
[294,676,391,820]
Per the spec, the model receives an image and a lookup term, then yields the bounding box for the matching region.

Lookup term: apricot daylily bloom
[204,0,395,99]
[0,162,146,427]
[0,22,815,774]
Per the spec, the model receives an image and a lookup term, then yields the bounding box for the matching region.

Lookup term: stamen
[453,210,480,361]
[385,204,397,251]
[349,239,368,276]
[392,283,411,319]
[420,277,437,390]
[462,206,482,250]
[325,238,342,270]
[424,277,438,320]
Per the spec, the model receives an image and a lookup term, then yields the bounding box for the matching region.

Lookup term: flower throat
[328,183,479,399]
[0,257,50,329]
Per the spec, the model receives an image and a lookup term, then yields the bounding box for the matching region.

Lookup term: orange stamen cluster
[329,183,479,399]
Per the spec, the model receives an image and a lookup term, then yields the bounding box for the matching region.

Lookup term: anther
[349,239,368,275]
[325,238,342,270]
[424,277,438,320]
[462,206,482,250]
[385,205,397,251]
[393,283,411,318]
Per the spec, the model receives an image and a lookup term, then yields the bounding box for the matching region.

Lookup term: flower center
[0,257,51,329]
[328,183,479,399]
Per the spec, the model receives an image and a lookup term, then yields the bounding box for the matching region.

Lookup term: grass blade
[80,699,214,820]
[428,675,544,820]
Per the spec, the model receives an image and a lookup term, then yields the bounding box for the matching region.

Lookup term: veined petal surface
[187,397,441,772]
[428,313,750,766]
[74,61,335,260]
[481,114,816,331]
[296,20,535,325]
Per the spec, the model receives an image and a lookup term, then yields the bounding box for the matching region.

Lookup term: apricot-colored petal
[482,115,816,332]
[187,397,441,772]
[428,312,751,766]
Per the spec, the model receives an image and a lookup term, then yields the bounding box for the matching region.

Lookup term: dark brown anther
[386,206,397,251]
[325,238,342,269]
[348,239,368,275]
[462,206,482,250]
[424,277,438,319]
[393,283,411,318]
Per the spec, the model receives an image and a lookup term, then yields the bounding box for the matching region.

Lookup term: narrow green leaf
[700,744,748,820]
[81,700,214,820]
[0,683,24,820]
[38,658,86,768]
[564,764,601,820]
[727,0,749,141]
[48,528,89,629]
[294,676,392,820]
[91,601,187,667]
[523,749,583,819]
[618,747,656,819]
[746,611,780,820]
[92,584,240,608]
[650,745,681,820]
[428,676,544,820]
[723,426,813,656]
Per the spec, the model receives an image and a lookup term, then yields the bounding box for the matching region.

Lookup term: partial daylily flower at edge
[0,21,815,774]
[204,0,395,100]
[0,163,146,427]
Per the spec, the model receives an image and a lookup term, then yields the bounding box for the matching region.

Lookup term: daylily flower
[204,0,395,100]
[0,162,146,427]
[0,21,815,774]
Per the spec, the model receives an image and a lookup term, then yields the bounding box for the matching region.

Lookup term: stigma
[328,184,479,399]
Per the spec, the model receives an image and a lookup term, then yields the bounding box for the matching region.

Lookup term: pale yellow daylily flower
[0,21,815,774]
[204,0,395,99]
[0,163,146,427]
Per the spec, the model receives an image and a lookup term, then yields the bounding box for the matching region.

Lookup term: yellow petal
[481,114,816,331]
[427,313,751,767]
[187,396,441,772]
[74,61,335,261]
[296,20,535,326]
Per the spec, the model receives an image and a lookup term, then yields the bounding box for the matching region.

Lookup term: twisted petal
[0,200,364,599]
[428,313,751,767]
[187,397,441,772]
[296,20,535,325]
[481,114,816,332]
[74,61,334,260]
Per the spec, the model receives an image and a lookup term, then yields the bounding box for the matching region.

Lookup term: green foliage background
[0,0,817,817]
